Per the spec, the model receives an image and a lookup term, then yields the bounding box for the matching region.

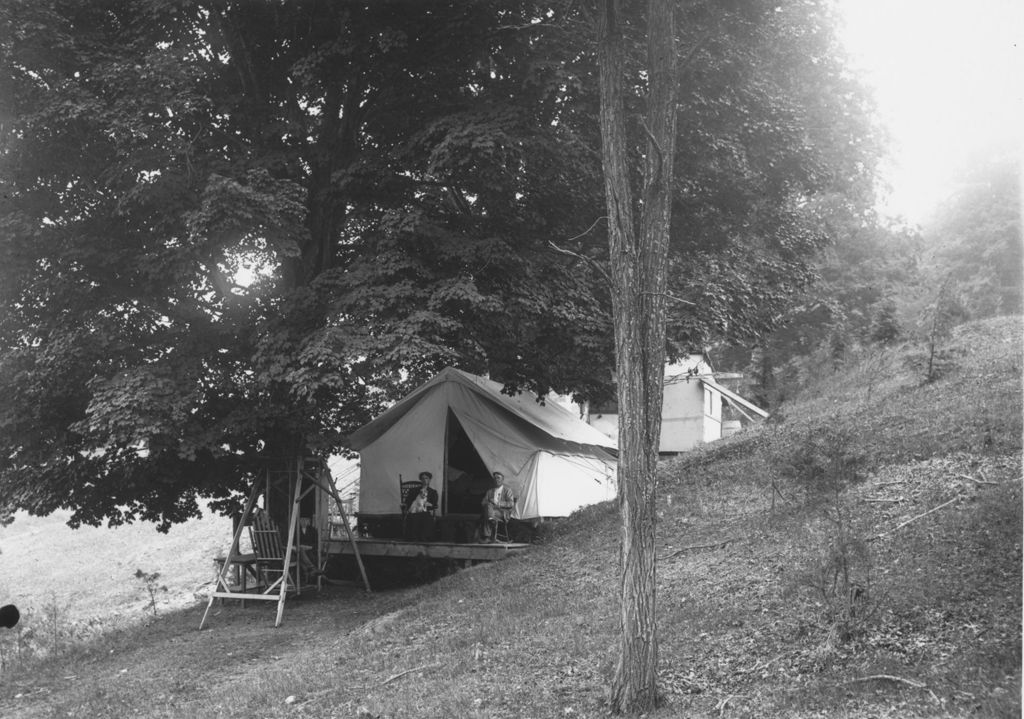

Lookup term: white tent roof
[348,367,617,452]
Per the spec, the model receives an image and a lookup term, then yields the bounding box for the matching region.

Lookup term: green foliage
[868,298,901,345]
[0,0,881,527]
[663,1,885,352]
[921,155,1023,319]
[719,205,921,409]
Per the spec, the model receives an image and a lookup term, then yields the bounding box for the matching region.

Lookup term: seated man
[481,471,515,542]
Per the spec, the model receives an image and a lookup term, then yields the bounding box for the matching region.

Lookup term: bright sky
[837,0,1023,224]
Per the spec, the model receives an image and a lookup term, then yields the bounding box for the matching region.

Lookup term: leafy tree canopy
[918,153,1023,320]
[0,0,879,528]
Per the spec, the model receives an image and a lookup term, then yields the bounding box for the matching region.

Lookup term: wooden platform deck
[326,538,530,561]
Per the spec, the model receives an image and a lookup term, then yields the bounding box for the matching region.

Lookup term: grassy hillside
[0,508,231,623]
[0,316,1019,718]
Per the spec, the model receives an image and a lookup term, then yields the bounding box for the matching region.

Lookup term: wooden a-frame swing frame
[199,457,370,629]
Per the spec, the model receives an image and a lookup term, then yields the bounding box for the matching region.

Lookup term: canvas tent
[347,368,618,521]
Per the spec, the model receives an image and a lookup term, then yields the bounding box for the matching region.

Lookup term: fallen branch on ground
[845,674,927,689]
[717,695,732,716]
[382,663,442,686]
[661,537,737,559]
[736,653,783,675]
[870,496,961,542]
[956,473,998,486]
[863,497,903,503]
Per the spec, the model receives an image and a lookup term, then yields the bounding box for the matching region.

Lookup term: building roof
[700,377,770,419]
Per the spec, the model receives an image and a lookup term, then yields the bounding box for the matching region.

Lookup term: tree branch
[640,291,695,306]
[496,21,558,31]
[548,239,611,285]
[678,30,714,77]
[563,216,608,244]
[639,117,664,171]
[447,186,473,215]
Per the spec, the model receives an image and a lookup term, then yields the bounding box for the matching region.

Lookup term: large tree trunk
[597,0,677,713]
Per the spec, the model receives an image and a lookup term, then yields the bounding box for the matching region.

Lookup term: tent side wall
[357,390,448,515]
[533,452,617,517]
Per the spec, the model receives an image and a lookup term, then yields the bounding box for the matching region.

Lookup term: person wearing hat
[403,471,438,541]
[0,604,19,629]
[481,471,515,542]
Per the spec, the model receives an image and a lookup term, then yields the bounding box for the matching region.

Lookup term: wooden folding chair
[492,511,512,543]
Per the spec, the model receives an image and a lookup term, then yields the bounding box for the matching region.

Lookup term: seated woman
[404,471,438,541]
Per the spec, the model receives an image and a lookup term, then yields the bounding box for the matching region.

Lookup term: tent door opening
[443,410,494,514]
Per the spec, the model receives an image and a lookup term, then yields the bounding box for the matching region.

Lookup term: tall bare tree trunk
[597,0,677,713]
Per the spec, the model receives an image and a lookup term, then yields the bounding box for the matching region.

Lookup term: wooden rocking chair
[399,475,424,539]
[249,509,301,595]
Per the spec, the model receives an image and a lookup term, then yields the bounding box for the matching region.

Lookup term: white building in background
[584,353,769,453]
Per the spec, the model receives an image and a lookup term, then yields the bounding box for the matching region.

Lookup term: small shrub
[917,277,970,382]
[0,619,37,671]
[799,526,874,641]
[0,595,96,672]
[869,298,901,345]
[41,594,71,656]
[772,425,867,502]
[134,569,168,617]
[904,346,960,383]
[772,426,875,640]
